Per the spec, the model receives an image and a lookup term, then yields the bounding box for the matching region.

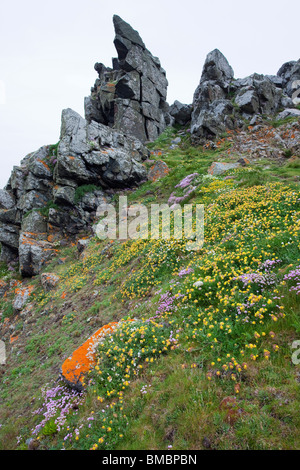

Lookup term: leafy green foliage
[1,123,300,451]
[39,201,60,217]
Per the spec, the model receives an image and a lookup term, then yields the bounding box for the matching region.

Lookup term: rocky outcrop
[169,101,192,126]
[208,162,240,176]
[0,187,21,264]
[232,74,284,115]
[191,49,300,142]
[41,273,60,292]
[1,15,299,278]
[0,107,149,276]
[191,49,239,140]
[148,161,170,182]
[0,18,154,277]
[84,15,169,143]
[277,60,300,100]
[277,108,300,120]
[58,108,148,188]
[13,286,33,311]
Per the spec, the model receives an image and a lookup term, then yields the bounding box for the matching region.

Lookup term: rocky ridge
[0,16,300,278]
[190,49,300,142]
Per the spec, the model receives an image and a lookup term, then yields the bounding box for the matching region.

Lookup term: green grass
[74,185,100,203]
[48,142,60,157]
[0,123,299,451]
[271,116,299,128]
[0,261,9,278]
[39,201,60,218]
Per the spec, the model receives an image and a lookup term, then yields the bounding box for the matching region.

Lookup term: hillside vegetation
[0,121,300,450]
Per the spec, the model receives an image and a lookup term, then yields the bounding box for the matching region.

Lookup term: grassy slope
[0,123,299,450]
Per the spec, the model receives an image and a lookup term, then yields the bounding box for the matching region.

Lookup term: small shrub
[39,201,60,217]
[48,142,60,157]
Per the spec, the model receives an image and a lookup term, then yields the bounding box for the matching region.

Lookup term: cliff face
[84,15,169,143]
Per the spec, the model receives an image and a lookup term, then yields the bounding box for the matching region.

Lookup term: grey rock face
[200,49,234,88]
[233,74,283,116]
[192,99,236,138]
[0,189,15,210]
[266,75,283,88]
[191,50,299,141]
[0,208,18,225]
[0,224,20,250]
[277,60,300,98]
[17,190,49,213]
[19,233,56,277]
[288,62,300,102]
[191,50,238,140]
[58,108,148,187]
[21,211,48,234]
[13,286,31,311]
[169,101,192,126]
[276,108,300,120]
[26,147,53,179]
[113,14,145,49]
[84,16,168,143]
[53,186,76,206]
[208,162,240,176]
[0,17,157,277]
[277,61,296,83]
[281,95,294,109]
[246,75,282,115]
[235,88,260,114]
[0,244,18,263]
[0,106,149,275]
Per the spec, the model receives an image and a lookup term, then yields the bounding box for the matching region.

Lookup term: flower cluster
[31,385,84,436]
[283,265,300,295]
[168,173,200,207]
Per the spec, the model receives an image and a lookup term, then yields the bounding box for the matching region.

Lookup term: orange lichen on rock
[10,335,19,344]
[14,285,34,297]
[0,279,9,297]
[148,160,169,182]
[61,322,119,389]
[37,159,51,171]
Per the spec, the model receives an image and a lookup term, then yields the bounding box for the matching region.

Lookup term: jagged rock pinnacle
[85,15,169,143]
[200,49,234,86]
[113,15,145,49]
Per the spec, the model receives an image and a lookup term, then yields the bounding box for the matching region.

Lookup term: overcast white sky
[0,0,299,188]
